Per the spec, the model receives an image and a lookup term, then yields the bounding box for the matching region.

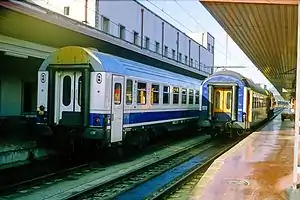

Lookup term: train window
[151,84,160,104]
[195,90,200,104]
[137,82,147,105]
[126,79,133,104]
[114,83,122,105]
[173,87,179,104]
[182,88,187,104]
[215,91,220,109]
[188,89,194,104]
[62,76,71,106]
[78,76,82,106]
[163,86,170,104]
[226,92,231,109]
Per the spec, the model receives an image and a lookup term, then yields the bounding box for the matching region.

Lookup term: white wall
[31,0,214,75]
[31,0,96,27]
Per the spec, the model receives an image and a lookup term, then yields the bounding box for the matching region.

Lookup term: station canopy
[200,0,298,99]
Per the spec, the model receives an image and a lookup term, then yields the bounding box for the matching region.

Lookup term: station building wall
[31,0,215,75]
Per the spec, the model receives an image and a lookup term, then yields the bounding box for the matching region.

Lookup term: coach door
[111,75,124,143]
[213,88,232,121]
[54,71,82,124]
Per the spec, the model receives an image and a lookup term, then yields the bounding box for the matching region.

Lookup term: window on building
[119,25,126,40]
[182,88,187,104]
[151,84,160,104]
[163,86,170,104]
[114,83,122,105]
[164,46,168,57]
[145,37,150,49]
[137,82,147,105]
[173,87,179,104]
[155,42,160,53]
[133,31,139,45]
[64,6,70,16]
[208,43,211,52]
[184,55,188,65]
[195,90,200,104]
[102,16,110,33]
[172,49,176,59]
[212,45,214,53]
[179,53,182,62]
[126,79,133,104]
[189,89,194,104]
[190,58,193,67]
[195,60,198,68]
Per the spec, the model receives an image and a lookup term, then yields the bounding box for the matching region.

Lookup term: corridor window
[126,79,133,104]
[182,88,187,104]
[195,90,200,104]
[173,87,179,104]
[114,83,122,105]
[189,89,194,104]
[163,86,170,104]
[137,82,147,105]
[151,84,160,104]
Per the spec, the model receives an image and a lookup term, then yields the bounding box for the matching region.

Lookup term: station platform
[0,116,54,169]
[190,114,298,199]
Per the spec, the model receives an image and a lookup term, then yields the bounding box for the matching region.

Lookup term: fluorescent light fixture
[4,51,29,59]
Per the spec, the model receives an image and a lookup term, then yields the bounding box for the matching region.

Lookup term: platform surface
[190,115,296,200]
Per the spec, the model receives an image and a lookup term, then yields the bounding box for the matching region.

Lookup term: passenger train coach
[36,46,203,147]
[198,70,274,138]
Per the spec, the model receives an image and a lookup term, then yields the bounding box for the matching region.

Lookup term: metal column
[293,0,300,188]
[208,85,213,120]
[232,85,237,121]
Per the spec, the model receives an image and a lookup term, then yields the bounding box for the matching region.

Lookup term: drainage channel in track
[71,139,226,200]
[110,141,234,200]
[0,135,210,200]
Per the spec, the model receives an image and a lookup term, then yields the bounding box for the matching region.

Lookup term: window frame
[137,81,147,105]
[163,85,170,104]
[126,79,133,105]
[151,84,160,105]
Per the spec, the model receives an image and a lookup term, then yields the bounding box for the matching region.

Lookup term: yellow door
[223,89,232,113]
[213,89,232,114]
[213,89,223,113]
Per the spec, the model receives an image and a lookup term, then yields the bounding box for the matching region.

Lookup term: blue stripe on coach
[89,110,200,127]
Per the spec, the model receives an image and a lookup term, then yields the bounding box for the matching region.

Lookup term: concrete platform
[0,140,55,169]
[190,115,299,199]
[0,116,55,169]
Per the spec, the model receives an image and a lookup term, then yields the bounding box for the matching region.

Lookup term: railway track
[0,135,211,200]
[67,139,217,200]
[78,139,237,200]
